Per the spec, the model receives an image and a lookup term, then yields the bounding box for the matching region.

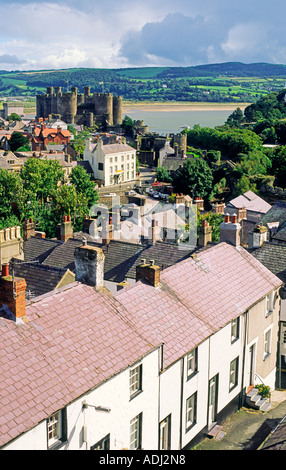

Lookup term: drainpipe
[240,311,248,408]
[179,357,184,449]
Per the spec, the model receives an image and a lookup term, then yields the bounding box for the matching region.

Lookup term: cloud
[0,0,285,69]
[0,54,24,65]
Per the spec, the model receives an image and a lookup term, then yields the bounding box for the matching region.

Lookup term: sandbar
[123,101,250,112]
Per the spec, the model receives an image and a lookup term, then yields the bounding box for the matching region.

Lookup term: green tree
[155,166,172,183]
[69,165,98,206]
[0,169,24,226]
[20,158,65,202]
[8,113,21,121]
[172,158,213,199]
[50,184,90,234]
[9,132,30,151]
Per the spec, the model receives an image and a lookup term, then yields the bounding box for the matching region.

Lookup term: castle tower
[113,96,123,125]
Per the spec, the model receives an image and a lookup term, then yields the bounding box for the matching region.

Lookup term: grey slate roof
[251,242,286,283]
[23,235,194,283]
[9,261,71,299]
[260,200,286,226]
[23,237,62,263]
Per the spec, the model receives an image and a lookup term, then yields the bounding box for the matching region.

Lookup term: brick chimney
[136,260,160,287]
[194,197,204,211]
[74,245,105,289]
[0,264,27,322]
[58,215,73,242]
[23,218,35,240]
[198,219,213,247]
[220,213,241,246]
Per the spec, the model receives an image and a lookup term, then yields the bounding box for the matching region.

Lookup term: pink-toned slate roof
[117,242,282,369]
[0,282,158,448]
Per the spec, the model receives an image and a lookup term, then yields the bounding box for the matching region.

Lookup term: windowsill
[187,370,198,382]
[129,389,143,401]
[229,383,238,393]
[48,439,67,450]
[186,421,197,433]
[231,337,239,345]
[265,310,273,318]
[264,353,271,361]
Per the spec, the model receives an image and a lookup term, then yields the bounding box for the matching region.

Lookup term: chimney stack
[220,213,241,246]
[136,260,160,287]
[23,218,35,241]
[74,245,105,289]
[0,265,27,322]
[248,225,268,249]
[58,215,73,242]
[198,219,213,247]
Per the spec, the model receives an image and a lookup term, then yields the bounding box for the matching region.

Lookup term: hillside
[0,62,286,103]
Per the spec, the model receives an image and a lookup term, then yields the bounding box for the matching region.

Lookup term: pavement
[194,389,286,450]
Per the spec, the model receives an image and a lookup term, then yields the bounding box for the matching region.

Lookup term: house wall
[3,347,161,451]
[247,290,280,390]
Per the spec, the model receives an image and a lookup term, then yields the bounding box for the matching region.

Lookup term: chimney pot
[224,213,230,223]
[1,264,9,277]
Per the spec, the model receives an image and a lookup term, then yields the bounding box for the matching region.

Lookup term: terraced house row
[0,216,283,450]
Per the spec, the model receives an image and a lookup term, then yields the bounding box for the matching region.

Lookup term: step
[260,401,272,412]
[207,424,223,438]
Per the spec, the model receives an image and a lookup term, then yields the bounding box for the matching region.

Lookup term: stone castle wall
[36,87,123,127]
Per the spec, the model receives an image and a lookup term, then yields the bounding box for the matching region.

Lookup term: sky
[0,0,285,71]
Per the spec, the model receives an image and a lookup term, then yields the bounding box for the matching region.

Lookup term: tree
[7,113,21,121]
[172,158,213,199]
[9,132,30,151]
[20,158,65,202]
[155,166,172,183]
[69,165,98,206]
[0,169,24,226]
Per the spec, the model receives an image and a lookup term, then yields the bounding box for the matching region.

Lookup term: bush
[255,383,271,399]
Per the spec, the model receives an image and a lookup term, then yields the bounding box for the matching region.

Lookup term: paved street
[194,390,286,450]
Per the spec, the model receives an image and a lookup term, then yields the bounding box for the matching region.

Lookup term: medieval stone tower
[36,86,123,127]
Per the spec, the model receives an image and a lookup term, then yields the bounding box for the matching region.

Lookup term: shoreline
[123,101,250,112]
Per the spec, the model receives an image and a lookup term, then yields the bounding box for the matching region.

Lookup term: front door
[159,415,171,450]
[208,375,218,426]
[249,344,255,386]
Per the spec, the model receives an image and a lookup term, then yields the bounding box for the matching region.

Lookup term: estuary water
[122,105,245,135]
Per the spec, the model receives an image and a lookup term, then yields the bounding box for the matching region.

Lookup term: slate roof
[227,190,271,214]
[23,237,62,263]
[117,242,282,369]
[0,282,159,448]
[261,419,286,450]
[251,242,286,284]
[260,201,286,226]
[9,262,72,299]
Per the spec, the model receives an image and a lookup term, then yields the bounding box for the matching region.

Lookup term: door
[249,344,255,386]
[208,375,218,426]
[159,415,171,450]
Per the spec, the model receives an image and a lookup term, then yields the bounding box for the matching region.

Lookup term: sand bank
[122,101,250,112]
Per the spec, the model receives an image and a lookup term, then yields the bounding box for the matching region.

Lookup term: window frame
[47,408,67,450]
[231,317,240,343]
[229,356,239,392]
[186,348,198,380]
[130,412,142,450]
[265,293,273,318]
[129,363,143,400]
[90,433,110,450]
[185,392,197,432]
[264,327,272,359]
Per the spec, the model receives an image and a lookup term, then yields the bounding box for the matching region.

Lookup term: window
[98,162,104,171]
[130,413,142,449]
[110,166,113,174]
[159,415,171,450]
[264,328,271,359]
[229,357,239,391]
[91,434,110,450]
[47,409,67,449]
[265,294,273,317]
[187,348,198,380]
[231,318,240,343]
[186,393,197,432]
[129,364,142,398]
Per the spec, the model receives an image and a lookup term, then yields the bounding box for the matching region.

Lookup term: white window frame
[129,364,142,398]
[264,327,272,359]
[229,356,239,391]
[231,317,240,343]
[187,348,197,379]
[47,410,64,448]
[130,413,142,449]
[265,293,273,317]
[186,392,197,431]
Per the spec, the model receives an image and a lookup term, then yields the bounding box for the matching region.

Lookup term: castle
[36,86,123,128]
